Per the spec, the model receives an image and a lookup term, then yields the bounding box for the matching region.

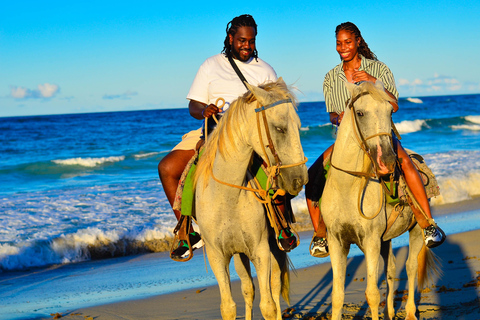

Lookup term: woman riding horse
[305,21,446,257]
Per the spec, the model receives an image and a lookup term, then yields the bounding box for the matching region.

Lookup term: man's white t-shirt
[187,53,277,110]
[173,54,277,151]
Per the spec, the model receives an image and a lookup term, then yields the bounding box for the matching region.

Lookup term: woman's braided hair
[222,14,258,60]
[336,22,377,61]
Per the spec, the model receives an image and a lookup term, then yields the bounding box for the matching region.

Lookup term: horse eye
[276,127,286,133]
[356,111,364,117]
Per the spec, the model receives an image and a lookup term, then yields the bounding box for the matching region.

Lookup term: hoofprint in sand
[59,222,480,320]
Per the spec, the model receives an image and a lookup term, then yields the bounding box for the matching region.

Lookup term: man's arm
[189,100,220,120]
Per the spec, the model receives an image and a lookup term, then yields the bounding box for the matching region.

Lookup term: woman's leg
[396,145,432,228]
[396,143,445,247]
[305,144,334,257]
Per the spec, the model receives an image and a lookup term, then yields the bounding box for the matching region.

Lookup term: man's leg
[158,149,195,221]
[158,148,205,260]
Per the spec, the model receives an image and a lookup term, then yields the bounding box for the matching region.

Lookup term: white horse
[321,81,439,320]
[193,78,308,320]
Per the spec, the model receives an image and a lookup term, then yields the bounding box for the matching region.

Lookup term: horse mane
[351,81,395,104]
[193,79,298,189]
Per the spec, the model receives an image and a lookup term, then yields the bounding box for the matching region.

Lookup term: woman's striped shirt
[323,55,399,114]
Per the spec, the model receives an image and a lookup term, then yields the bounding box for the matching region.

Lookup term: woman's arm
[352,70,399,112]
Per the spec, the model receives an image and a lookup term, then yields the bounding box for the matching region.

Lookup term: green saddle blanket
[173,151,272,217]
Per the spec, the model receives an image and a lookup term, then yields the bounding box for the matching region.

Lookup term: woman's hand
[330,112,344,125]
[352,70,376,83]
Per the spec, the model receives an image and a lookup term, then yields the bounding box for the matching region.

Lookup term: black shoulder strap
[227,55,249,90]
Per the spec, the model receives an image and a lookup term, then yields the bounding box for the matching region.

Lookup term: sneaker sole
[310,249,329,258]
[180,239,205,258]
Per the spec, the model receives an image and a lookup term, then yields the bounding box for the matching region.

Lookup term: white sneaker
[424,225,446,248]
[310,236,329,258]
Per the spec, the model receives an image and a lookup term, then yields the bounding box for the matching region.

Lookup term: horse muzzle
[372,142,396,177]
[278,165,308,196]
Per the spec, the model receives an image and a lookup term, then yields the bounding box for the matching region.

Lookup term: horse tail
[281,255,292,305]
[417,244,442,289]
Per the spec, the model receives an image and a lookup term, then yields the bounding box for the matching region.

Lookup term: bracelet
[333,117,338,125]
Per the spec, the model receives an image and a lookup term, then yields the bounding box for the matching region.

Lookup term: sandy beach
[33,199,479,320]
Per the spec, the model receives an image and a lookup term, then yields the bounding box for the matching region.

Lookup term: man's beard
[231,46,253,62]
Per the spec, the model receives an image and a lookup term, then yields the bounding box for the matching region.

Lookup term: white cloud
[103,90,138,100]
[38,83,59,98]
[10,83,60,99]
[397,74,479,96]
[11,86,29,99]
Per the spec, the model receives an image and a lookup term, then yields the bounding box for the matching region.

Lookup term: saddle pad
[173,149,201,216]
[405,149,441,199]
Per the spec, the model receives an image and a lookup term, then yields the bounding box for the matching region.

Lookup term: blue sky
[1,1,479,117]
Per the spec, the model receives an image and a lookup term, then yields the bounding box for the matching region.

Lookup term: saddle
[171,150,297,257]
[314,149,440,234]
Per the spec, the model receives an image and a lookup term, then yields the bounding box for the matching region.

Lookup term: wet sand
[42,199,480,320]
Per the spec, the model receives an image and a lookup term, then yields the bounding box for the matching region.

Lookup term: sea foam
[451,124,480,131]
[52,156,125,167]
[406,97,423,103]
[465,115,480,124]
[394,119,427,134]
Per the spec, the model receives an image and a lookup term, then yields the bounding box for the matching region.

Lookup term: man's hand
[202,104,221,118]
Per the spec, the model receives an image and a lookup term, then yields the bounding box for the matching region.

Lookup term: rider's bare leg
[396,144,433,229]
[305,144,334,237]
[158,149,195,231]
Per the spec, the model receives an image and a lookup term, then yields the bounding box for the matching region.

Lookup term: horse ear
[245,82,273,106]
[344,80,356,95]
[277,77,286,88]
[375,80,385,91]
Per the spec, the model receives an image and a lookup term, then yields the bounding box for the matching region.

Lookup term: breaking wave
[52,156,126,167]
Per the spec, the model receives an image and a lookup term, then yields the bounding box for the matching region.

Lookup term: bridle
[330,91,394,179]
[329,91,396,220]
[211,97,307,201]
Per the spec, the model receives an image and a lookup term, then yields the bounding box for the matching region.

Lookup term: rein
[329,90,395,220]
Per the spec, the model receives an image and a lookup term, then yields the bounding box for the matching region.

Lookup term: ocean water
[1,93,480,274]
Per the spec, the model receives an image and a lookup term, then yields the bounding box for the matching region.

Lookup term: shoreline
[44,199,480,320]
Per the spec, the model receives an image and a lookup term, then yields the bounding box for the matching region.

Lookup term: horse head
[344,81,397,176]
[246,78,308,195]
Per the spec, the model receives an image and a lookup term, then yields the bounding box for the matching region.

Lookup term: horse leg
[364,240,381,320]
[380,240,396,320]
[270,248,288,320]
[251,248,277,320]
[233,253,255,320]
[329,238,349,320]
[405,225,423,320]
[207,247,236,320]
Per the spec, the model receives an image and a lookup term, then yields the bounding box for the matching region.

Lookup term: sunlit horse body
[321,81,438,320]
[193,78,308,320]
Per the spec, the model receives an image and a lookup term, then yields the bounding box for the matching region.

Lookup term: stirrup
[170,215,194,262]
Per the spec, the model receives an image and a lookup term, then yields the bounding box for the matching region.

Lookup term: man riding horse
[158,14,298,261]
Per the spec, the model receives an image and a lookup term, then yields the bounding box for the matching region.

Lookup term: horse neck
[212,136,253,187]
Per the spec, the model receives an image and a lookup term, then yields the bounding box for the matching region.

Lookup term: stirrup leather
[170,215,194,262]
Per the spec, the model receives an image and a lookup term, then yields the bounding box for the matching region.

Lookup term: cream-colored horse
[194,78,308,320]
[321,81,438,320]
